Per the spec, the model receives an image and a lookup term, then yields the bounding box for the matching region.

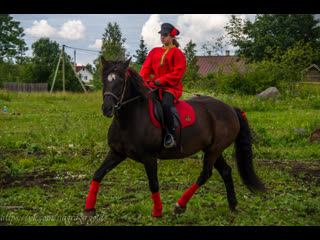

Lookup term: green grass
[0,90,319,226]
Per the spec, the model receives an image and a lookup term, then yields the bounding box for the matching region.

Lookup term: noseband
[103,68,158,114]
[103,66,132,111]
[103,68,140,111]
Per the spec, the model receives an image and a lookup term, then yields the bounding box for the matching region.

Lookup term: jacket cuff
[158,77,167,86]
[148,81,157,88]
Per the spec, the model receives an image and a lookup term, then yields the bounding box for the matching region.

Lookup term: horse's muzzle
[101,104,114,118]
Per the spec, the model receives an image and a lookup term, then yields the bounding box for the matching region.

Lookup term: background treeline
[1,14,320,94]
[185,14,320,95]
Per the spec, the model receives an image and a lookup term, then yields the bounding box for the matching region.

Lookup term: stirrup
[164,133,176,148]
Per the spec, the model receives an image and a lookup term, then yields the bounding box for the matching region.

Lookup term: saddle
[148,98,195,130]
[148,96,195,152]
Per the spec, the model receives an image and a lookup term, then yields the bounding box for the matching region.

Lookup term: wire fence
[4,82,48,92]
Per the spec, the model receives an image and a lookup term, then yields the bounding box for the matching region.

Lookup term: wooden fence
[4,82,48,92]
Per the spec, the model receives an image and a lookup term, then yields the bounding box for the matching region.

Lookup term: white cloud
[176,14,230,48]
[25,19,85,40]
[58,20,85,40]
[141,14,233,53]
[141,14,162,49]
[25,20,56,38]
[89,39,102,49]
[140,14,256,55]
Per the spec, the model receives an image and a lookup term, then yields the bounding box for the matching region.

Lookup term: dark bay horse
[83,57,265,218]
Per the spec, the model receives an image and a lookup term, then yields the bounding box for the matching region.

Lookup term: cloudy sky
[11,14,256,66]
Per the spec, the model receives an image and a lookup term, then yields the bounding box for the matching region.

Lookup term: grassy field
[0,89,319,226]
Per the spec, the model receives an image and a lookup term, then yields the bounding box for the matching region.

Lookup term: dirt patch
[257,159,320,186]
[0,169,89,189]
[1,159,319,189]
[0,170,58,189]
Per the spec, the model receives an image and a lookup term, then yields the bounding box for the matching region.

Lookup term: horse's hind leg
[83,149,126,218]
[174,149,220,214]
[214,155,238,211]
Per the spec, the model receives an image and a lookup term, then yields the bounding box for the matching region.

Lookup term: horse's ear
[124,57,131,68]
[101,55,107,65]
[101,56,113,70]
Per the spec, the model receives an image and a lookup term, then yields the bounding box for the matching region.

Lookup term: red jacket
[140,46,186,103]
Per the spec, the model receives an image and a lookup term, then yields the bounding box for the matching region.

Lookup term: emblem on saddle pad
[186,116,191,121]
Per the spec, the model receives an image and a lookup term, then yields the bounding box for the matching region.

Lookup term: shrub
[197,41,319,95]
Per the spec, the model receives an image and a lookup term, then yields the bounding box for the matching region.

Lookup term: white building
[76,66,93,83]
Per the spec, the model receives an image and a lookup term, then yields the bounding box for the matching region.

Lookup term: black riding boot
[162,91,176,148]
[164,128,176,148]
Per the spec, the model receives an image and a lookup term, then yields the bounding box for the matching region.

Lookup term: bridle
[103,68,154,112]
[103,68,132,111]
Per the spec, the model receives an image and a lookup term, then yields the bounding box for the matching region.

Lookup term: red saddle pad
[148,99,195,130]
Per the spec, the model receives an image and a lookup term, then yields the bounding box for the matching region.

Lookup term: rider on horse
[140,23,186,148]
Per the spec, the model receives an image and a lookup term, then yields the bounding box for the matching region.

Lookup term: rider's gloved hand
[154,79,162,86]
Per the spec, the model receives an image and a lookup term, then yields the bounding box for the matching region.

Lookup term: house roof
[76,66,85,73]
[76,65,94,75]
[196,56,246,75]
[301,64,320,73]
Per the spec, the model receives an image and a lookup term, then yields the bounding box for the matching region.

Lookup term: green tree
[0,14,28,63]
[134,36,148,65]
[209,40,318,95]
[0,14,27,87]
[48,62,82,92]
[182,40,200,87]
[225,14,320,62]
[201,36,227,56]
[101,22,126,61]
[91,57,102,89]
[0,61,20,87]
[92,22,127,89]
[263,40,318,89]
[19,38,60,84]
[18,38,83,92]
[31,38,60,67]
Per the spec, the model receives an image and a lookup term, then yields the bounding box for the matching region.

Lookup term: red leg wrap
[177,183,199,207]
[151,192,163,217]
[85,181,100,209]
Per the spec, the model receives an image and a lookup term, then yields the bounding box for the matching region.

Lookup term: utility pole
[64,53,87,93]
[62,45,65,93]
[50,44,88,94]
[74,49,76,72]
[50,50,63,94]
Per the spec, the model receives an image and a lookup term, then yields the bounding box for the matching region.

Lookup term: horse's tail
[233,107,266,193]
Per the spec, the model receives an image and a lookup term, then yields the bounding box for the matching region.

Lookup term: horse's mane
[127,67,153,101]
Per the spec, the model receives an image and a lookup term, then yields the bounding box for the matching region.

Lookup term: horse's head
[100,56,131,118]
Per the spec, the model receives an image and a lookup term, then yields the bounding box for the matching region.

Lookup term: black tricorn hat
[158,23,180,37]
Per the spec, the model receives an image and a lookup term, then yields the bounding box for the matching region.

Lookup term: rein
[103,68,201,113]
[103,68,158,111]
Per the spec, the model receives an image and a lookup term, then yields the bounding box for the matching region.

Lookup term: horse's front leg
[143,156,162,217]
[83,149,126,218]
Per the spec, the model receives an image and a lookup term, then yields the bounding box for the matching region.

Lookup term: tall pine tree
[101,22,126,61]
[182,40,200,86]
[92,22,127,89]
[134,36,148,65]
[0,14,27,63]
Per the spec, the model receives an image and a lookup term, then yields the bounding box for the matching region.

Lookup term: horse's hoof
[173,203,187,215]
[83,208,96,219]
